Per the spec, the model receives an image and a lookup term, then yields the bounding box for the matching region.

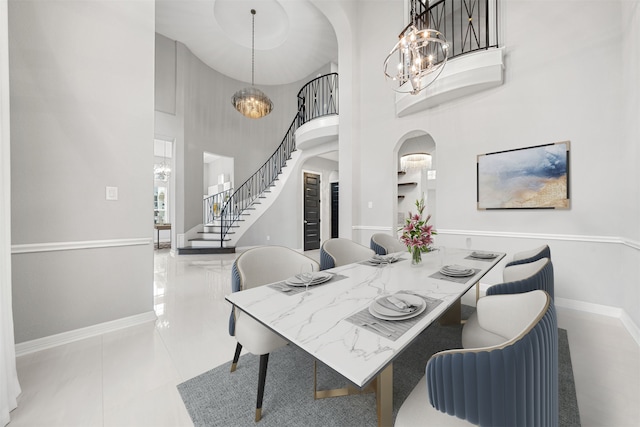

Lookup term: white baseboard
[620,310,640,347]
[15,310,157,357]
[553,298,639,346]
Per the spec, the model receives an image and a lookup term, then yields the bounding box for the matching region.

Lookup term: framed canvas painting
[477,141,570,209]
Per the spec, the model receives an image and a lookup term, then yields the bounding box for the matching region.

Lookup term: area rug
[178,307,580,427]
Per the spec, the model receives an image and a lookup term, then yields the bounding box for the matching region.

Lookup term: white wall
[237,153,339,249]
[9,1,156,342]
[322,0,639,329]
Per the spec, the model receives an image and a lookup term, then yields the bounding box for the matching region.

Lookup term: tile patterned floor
[7,249,640,426]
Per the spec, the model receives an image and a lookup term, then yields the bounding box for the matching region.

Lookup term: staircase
[178,73,338,254]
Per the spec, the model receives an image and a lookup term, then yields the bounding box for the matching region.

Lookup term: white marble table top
[225,247,505,388]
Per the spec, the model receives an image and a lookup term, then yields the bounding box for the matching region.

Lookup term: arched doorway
[394,131,437,232]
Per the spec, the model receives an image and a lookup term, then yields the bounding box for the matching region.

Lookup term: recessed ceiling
[155,0,338,86]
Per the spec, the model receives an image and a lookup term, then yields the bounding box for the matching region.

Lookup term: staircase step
[198,231,235,239]
[178,246,235,255]
[188,238,230,249]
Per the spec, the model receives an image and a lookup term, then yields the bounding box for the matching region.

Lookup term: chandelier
[154,139,171,181]
[383,0,448,95]
[232,9,273,119]
[401,152,432,171]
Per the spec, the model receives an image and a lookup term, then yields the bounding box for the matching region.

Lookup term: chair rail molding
[11,238,152,254]
[437,229,640,250]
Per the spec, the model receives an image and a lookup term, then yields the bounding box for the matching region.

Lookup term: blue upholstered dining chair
[228,246,319,421]
[463,257,553,349]
[369,233,406,255]
[493,256,554,299]
[506,244,551,267]
[319,238,375,270]
[395,290,558,427]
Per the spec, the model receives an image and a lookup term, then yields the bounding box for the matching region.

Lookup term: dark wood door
[331,182,339,238]
[303,173,321,251]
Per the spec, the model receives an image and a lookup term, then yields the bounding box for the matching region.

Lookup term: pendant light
[231,9,273,119]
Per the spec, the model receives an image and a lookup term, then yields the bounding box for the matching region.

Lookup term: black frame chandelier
[232,9,273,119]
[383,0,449,95]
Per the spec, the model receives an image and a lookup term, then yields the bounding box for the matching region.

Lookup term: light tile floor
[8,249,640,426]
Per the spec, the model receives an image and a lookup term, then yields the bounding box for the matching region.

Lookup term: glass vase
[410,248,422,266]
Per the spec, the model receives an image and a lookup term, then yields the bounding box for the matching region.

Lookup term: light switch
[368,201,373,208]
[106,186,118,201]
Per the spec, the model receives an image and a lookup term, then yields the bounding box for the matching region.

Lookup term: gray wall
[155,34,337,236]
[9,1,155,343]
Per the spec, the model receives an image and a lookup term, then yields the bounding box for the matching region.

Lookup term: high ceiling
[155,0,339,86]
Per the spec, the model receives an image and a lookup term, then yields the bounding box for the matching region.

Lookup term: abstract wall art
[477,141,570,209]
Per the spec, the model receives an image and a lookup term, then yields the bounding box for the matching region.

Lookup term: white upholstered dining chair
[370,233,406,255]
[228,246,319,421]
[319,238,375,270]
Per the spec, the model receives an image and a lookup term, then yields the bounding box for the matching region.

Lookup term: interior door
[331,182,339,238]
[303,173,321,251]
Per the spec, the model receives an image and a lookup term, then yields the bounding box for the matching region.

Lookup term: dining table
[225,246,505,426]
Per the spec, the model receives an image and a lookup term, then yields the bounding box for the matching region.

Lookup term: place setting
[360,252,405,267]
[465,251,500,261]
[346,292,442,341]
[430,264,480,283]
[268,271,345,295]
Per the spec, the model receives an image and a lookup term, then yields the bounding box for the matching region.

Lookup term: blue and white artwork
[477,142,570,209]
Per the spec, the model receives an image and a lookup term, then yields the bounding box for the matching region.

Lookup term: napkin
[376,295,417,313]
[371,254,398,263]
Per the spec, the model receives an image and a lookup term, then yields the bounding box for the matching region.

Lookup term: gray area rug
[178,307,580,426]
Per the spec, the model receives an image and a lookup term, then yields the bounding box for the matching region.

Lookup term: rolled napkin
[376,295,418,313]
[371,254,398,263]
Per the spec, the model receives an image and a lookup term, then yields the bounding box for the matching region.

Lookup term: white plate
[368,255,399,264]
[372,294,423,317]
[440,265,475,277]
[369,294,426,321]
[285,272,333,287]
[469,251,498,259]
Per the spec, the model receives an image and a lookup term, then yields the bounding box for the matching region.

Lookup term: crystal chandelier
[232,9,273,119]
[154,140,171,181]
[383,0,448,95]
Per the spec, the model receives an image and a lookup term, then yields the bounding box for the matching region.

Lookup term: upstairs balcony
[394,0,503,116]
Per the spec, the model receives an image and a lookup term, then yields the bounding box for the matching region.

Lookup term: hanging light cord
[251,9,256,87]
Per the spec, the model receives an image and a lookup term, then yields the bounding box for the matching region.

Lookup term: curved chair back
[229,246,319,335]
[489,257,554,299]
[319,238,375,270]
[506,244,551,267]
[370,233,406,255]
[426,290,558,427]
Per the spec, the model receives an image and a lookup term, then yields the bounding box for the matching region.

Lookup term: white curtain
[1,1,21,425]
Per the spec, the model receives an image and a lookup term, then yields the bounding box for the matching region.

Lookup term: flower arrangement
[400,196,436,265]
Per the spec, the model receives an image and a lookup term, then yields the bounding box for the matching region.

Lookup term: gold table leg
[313,361,375,399]
[376,363,393,427]
[439,298,462,325]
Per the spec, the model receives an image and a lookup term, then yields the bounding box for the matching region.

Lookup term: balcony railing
[211,73,339,246]
[414,0,498,58]
[297,73,339,125]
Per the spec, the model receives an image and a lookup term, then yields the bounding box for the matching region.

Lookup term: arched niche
[394,131,437,232]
